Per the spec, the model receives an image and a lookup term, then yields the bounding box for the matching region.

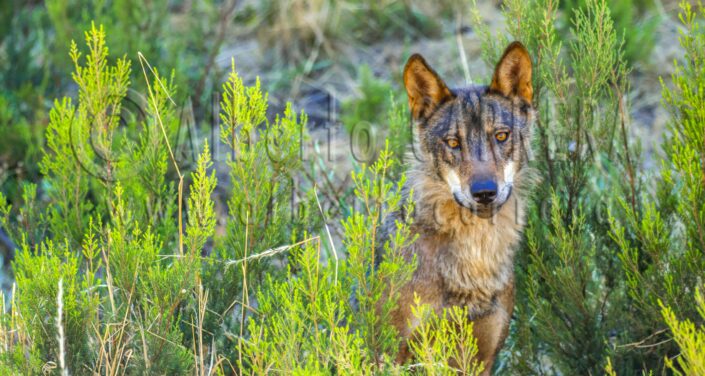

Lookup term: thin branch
[137,52,185,255]
[314,185,338,284]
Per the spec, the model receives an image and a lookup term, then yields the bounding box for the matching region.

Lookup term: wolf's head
[403,42,534,219]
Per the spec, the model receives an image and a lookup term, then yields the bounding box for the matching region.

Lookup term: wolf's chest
[434,223,519,312]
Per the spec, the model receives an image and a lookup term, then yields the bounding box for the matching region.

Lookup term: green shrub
[341,65,393,133]
[340,66,412,176]
[470,0,636,371]
[610,1,705,373]
[0,1,231,210]
[408,302,484,375]
[386,93,413,175]
[197,59,320,364]
[0,22,478,374]
[661,289,705,375]
[0,23,255,373]
[241,146,415,372]
[8,240,100,374]
[560,0,659,66]
[470,0,704,374]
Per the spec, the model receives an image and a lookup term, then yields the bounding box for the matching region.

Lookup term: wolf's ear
[490,41,533,103]
[403,54,454,120]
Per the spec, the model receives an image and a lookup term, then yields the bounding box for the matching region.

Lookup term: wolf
[381,42,535,374]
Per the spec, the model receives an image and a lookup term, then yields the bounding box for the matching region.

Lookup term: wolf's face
[403,42,534,218]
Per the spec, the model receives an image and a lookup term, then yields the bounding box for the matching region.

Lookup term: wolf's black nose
[470,180,497,204]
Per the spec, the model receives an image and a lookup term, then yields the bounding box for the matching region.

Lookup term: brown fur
[489,41,533,103]
[382,42,535,375]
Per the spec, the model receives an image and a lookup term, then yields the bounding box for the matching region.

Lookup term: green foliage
[341,66,411,174]
[0,0,229,208]
[409,301,483,375]
[341,65,393,133]
[386,93,413,176]
[609,1,705,373]
[5,38,197,373]
[661,289,705,375]
[8,241,99,374]
[343,144,416,361]
[1,24,217,374]
[196,61,321,364]
[524,193,617,373]
[185,141,217,253]
[560,0,659,65]
[40,24,131,246]
[241,238,352,373]
[100,185,196,374]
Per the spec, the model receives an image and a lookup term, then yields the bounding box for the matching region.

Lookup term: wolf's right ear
[403,54,453,121]
[489,41,533,103]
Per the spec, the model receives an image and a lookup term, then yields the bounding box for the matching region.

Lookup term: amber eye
[446,138,460,149]
[495,132,509,142]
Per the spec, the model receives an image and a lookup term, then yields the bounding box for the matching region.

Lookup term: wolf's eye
[446,138,460,149]
[495,132,509,142]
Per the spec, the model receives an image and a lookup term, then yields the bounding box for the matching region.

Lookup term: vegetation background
[0,0,704,374]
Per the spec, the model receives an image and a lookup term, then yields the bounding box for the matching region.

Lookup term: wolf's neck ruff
[407,163,525,306]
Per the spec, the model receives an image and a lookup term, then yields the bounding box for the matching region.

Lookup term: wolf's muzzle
[452,184,513,218]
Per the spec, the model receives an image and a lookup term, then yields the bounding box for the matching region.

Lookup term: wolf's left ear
[403,53,454,120]
[490,41,533,103]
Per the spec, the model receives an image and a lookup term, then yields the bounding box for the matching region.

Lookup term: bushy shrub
[341,65,393,134]
[0,0,233,211]
[340,65,412,172]
[560,0,659,66]
[0,21,306,373]
[661,289,705,375]
[610,1,705,373]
